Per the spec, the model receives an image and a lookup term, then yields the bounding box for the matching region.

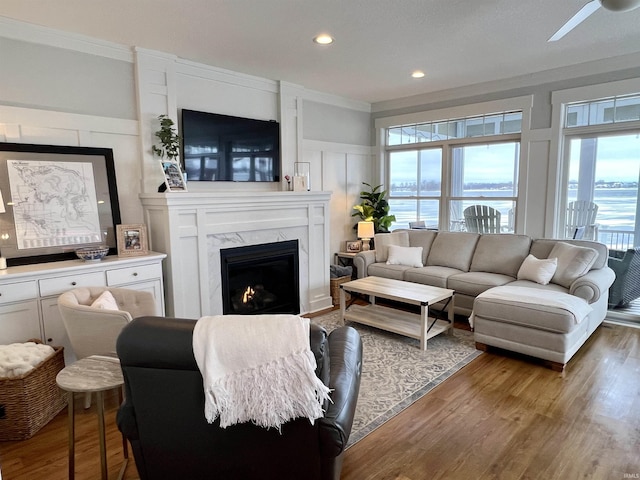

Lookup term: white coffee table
[339,276,455,350]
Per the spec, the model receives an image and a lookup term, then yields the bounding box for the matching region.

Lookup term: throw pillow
[386,245,424,267]
[517,254,558,285]
[548,241,598,288]
[374,231,410,263]
[90,290,120,311]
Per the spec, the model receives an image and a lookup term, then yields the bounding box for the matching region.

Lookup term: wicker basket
[0,343,68,441]
[330,275,352,306]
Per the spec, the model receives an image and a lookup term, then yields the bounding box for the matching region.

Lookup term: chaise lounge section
[354,230,615,370]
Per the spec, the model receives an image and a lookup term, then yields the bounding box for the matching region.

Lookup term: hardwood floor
[1,322,638,480]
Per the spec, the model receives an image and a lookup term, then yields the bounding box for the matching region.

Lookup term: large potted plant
[352,182,396,233]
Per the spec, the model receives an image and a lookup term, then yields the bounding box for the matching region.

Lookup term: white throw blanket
[469,286,593,328]
[192,314,331,430]
[0,342,55,378]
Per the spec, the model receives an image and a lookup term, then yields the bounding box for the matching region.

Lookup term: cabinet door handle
[71,281,77,286]
[133,272,138,276]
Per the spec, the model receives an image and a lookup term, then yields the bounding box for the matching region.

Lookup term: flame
[242,286,255,304]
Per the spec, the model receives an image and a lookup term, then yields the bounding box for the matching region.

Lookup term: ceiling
[2,0,640,105]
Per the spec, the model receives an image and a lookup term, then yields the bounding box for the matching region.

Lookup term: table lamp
[357,221,375,251]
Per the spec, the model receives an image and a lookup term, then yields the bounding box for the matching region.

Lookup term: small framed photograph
[161,160,188,192]
[116,224,149,257]
[346,240,362,253]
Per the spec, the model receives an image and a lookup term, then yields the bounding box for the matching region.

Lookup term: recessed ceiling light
[313,34,334,45]
[412,70,426,78]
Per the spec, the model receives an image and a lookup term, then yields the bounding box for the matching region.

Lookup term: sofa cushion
[448,271,516,297]
[407,229,438,264]
[517,254,558,285]
[548,242,598,288]
[472,286,593,334]
[426,232,479,271]
[368,262,411,280]
[403,266,462,288]
[530,239,607,269]
[470,234,531,277]
[386,245,423,267]
[375,231,410,263]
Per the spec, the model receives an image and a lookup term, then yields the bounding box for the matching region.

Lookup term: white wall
[0,17,372,253]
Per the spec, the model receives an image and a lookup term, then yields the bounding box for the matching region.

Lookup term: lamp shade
[357,221,375,239]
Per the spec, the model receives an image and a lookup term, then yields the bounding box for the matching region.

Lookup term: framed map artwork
[0,143,122,266]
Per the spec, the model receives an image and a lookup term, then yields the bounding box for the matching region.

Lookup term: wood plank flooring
[1,322,638,480]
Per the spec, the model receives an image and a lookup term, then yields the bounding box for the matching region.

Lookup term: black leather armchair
[116,316,362,480]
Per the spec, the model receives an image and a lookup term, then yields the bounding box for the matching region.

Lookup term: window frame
[550,78,640,241]
[386,129,522,231]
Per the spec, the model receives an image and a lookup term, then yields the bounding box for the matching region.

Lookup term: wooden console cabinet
[0,253,166,365]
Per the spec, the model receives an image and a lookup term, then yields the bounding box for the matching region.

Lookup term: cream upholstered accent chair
[57,286,157,407]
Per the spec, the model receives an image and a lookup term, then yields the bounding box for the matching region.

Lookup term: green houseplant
[151,115,180,161]
[352,182,396,233]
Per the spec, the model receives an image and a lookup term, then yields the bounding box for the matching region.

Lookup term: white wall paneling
[0,105,143,223]
[305,140,374,256]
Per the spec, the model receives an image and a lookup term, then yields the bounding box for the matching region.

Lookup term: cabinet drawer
[107,263,162,286]
[0,281,38,304]
[39,272,106,297]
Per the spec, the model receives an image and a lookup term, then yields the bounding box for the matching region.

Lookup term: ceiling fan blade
[548,0,601,42]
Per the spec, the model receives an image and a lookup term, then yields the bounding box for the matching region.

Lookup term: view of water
[390,187,638,247]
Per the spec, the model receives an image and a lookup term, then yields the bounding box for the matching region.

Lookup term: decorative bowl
[75,246,109,262]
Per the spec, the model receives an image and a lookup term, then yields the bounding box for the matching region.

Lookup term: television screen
[181,109,280,182]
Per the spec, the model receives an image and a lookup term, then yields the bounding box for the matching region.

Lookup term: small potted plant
[152,115,187,192]
[152,114,180,162]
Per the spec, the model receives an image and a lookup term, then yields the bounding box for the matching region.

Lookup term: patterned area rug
[311,310,482,447]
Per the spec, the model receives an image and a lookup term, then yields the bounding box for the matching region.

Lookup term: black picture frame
[0,142,122,266]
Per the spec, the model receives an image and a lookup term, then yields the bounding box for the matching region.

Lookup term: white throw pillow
[386,245,424,267]
[548,242,598,288]
[375,231,410,263]
[517,254,558,285]
[90,290,120,311]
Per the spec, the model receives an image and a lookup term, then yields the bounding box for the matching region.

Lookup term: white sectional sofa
[353,230,616,370]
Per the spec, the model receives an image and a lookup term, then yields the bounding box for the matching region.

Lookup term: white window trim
[375,96,533,231]
[548,78,640,239]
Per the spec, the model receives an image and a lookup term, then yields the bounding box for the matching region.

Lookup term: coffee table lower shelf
[343,303,451,346]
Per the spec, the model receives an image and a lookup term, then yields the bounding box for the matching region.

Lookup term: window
[387,112,522,146]
[564,132,640,249]
[386,112,521,232]
[566,94,640,128]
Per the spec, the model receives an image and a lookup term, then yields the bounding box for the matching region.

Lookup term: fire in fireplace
[220,240,300,315]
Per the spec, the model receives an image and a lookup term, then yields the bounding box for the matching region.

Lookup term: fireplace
[220,240,300,315]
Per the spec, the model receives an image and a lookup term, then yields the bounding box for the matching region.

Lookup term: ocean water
[390,188,638,246]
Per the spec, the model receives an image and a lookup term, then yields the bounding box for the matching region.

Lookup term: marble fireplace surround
[140,191,332,319]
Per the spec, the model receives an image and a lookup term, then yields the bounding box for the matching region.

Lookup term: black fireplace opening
[220,240,300,315]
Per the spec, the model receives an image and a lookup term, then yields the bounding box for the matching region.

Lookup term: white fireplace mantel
[140,191,333,318]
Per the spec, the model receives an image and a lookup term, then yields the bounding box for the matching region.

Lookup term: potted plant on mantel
[152,114,187,192]
[352,182,396,234]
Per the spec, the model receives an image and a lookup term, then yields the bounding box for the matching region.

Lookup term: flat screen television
[181,109,280,182]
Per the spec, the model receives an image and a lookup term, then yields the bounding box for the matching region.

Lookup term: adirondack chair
[463,205,502,234]
[566,201,599,241]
